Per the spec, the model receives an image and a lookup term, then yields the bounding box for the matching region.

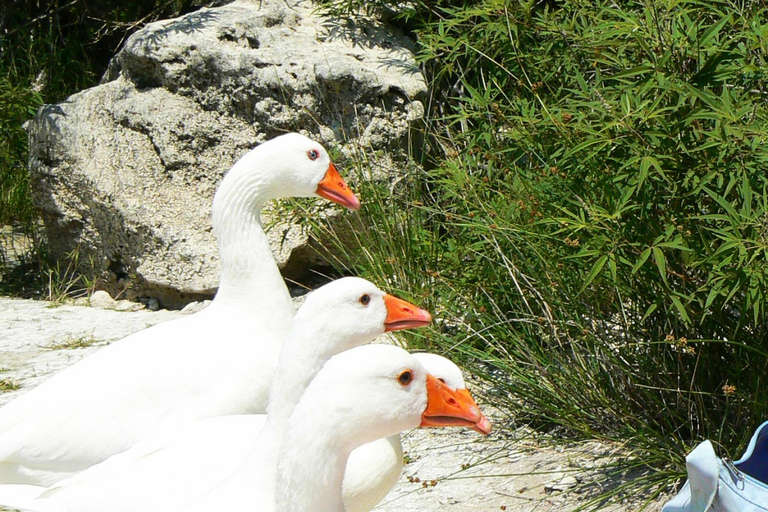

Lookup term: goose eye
[398,370,413,386]
[359,294,371,306]
[308,149,319,161]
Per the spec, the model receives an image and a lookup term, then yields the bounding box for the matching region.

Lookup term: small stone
[114,300,144,312]
[545,474,579,493]
[181,300,211,314]
[146,298,160,311]
[89,290,115,309]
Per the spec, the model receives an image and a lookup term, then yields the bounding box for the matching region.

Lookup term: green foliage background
[3,0,768,503]
[312,0,768,500]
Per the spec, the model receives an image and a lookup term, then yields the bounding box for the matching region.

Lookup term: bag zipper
[723,457,746,484]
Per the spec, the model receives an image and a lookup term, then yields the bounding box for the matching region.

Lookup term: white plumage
[0,133,359,486]
[0,278,444,512]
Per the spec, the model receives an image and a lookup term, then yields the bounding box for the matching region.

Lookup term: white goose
[0,278,488,512]
[0,278,423,511]
[275,344,486,512]
[0,133,360,486]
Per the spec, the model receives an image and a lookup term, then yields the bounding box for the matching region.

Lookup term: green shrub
[0,0,204,288]
[0,75,41,229]
[317,0,768,500]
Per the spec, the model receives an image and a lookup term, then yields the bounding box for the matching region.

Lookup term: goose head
[266,133,359,210]
[294,345,489,452]
[290,277,432,356]
[268,277,432,424]
[412,352,492,435]
[214,133,360,219]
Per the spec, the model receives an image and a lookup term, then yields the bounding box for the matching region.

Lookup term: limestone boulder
[27,0,426,308]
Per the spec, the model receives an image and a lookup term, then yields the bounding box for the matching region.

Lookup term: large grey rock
[27,0,426,308]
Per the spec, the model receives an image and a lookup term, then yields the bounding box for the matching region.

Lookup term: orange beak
[316,162,360,211]
[420,374,492,435]
[383,294,432,332]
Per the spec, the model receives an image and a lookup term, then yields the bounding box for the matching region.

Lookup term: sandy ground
[0,297,671,511]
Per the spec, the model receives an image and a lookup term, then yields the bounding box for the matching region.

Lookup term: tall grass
[314,0,768,502]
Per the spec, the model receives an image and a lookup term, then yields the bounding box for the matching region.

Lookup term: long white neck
[210,161,295,333]
[244,319,342,477]
[265,320,334,424]
[275,400,353,512]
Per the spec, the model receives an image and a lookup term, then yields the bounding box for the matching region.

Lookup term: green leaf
[579,254,608,294]
[632,248,652,274]
[741,174,753,219]
[703,187,740,222]
[653,247,668,285]
[705,286,721,310]
[641,303,658,322]
[610,65,653,80]
[670,296,691,324]
[638,155,661,188]
[698,15,731,47]
[657,240,691,251]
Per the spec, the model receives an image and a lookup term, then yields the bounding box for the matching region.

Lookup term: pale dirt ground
[0,297,672,511]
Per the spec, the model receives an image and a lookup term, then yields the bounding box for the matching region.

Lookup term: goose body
[0,277,454,512]
[0,133,359,486]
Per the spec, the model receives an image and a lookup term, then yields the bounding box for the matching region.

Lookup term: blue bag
[662,420,768,511]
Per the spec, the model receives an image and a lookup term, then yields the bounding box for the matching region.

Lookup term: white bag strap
[686,440,720,512]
